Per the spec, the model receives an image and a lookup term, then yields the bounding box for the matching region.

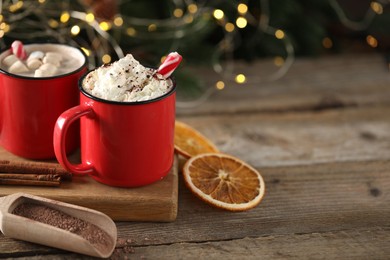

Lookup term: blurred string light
[366,34,378,48]
[235,74,246,84]
[322,37,333,49]
[329,0,382,30]
[235,17,247,28]
[213,9,224,20]
[329,0,388,50]
[0,0,388,107]
[206,0,296,98]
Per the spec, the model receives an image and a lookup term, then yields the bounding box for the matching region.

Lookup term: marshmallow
[8,60,29,74]
[2,54,19,67]
[43,55,61,67]
[34,63,57,77]
[45,52,63,62]
[27,58,42,70]
[44,52,63,67]
[28,51,44,60]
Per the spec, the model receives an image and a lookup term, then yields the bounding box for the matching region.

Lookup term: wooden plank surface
[111,227,390,259]
[120,160,390,243]
[3,227,389,259]
[177,106,390,168]
[177,54,390,115]
[1,159,388,258]
[0,148,178,222]
[1,54,389,259]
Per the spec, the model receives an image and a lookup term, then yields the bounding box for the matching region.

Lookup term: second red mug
[0,43,87,159]
[54,70,176,187]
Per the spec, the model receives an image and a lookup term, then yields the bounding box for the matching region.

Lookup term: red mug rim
[78,68,177,105]
[0,43,88,80]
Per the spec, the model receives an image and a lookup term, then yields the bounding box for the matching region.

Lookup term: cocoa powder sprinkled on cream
[82,54,172,102]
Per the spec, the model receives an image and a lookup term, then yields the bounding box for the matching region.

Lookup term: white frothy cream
[83,54,173,102]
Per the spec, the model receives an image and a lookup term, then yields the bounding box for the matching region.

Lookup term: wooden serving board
[0,147,178,222]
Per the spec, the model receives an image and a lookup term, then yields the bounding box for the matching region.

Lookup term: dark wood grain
[4,227,389,259]
[112,227,390,259]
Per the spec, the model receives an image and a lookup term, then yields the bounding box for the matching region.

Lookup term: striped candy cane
[157,52,182,79]
[11,41,27,60]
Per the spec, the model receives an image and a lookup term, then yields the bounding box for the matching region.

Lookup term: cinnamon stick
[0,173,62,182]
[0,178,60,187]
[0,171,71,181]
[0,160,71,177]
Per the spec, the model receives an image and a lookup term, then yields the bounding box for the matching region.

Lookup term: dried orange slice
[183,153,265,211]
[174,121,219,158]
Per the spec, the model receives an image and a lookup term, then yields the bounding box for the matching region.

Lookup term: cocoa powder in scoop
[12,203,114,253]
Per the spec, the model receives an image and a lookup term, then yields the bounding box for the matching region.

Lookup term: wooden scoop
[0,193,117,258]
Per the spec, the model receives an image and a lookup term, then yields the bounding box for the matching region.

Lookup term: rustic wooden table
[1,54,389,259]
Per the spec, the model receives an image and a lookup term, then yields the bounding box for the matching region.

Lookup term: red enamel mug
[53,70,176,187]
[0,43,87,159]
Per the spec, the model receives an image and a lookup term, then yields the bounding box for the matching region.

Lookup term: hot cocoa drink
[0,42,85,77]
[82,53,181,102]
